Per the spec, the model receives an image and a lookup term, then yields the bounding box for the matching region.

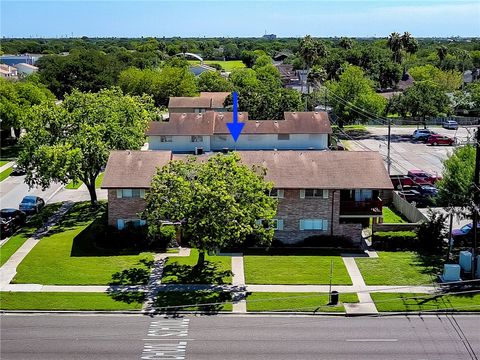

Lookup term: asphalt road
[1,314,479,360]
[347,125,478,175]
[0,174,63,209]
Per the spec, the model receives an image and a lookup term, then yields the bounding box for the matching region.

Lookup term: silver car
[442,120,458,130]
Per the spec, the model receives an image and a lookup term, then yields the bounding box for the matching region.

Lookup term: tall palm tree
[339,37,354,50]
[299,35,327,95]
[387,32,403,63]
[437,46,448,62]
[401,32,418,55]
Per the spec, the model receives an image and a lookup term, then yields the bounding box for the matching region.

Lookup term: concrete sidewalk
[231,254,247,313]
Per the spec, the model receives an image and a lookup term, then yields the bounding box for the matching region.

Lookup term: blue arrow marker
[226,91,245,142]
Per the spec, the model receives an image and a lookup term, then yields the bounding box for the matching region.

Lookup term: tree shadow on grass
[109,259,154,286]
[413,251,445,280]
[155,290,231,314]
[107,288,146,304]
[162,261,233,285]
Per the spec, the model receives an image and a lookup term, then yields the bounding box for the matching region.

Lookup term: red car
[427,134,455,146]
[407,170,442,185]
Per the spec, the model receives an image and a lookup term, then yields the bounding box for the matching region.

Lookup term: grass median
[246,292,359,312]
[155,291,232,312]
[372,293,480,312]
[12,202,153,285]
[244,249,352,285]
[0,292,144,311]
[0,166,13,182]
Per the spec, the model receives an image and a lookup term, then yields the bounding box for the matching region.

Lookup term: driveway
[346,126,477,175]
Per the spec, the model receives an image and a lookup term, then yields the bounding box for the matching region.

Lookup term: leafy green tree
[197,71,232,92]
[390,81,451,126]
[436,145,476,207]
[339,37,354,50]
[325,65,387,127]
[437,45,449,63]
[0,78,55,137]
[143,153,277,268]
[409,65,462,92]
[416,210,446,253]
[18,88,154,204]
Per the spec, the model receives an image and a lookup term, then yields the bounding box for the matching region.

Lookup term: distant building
[0,64,18,79]
[262,34,277,40]
[189,63,217,76]
[0,54,40,66]
[464,69,480,84]
[14,63,39,76]
[168,92,230,113]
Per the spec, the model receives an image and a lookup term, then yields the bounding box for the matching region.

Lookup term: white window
[299,219,328,231]
[269,188,284,198]
[191,135,203,143]
[354,189,373,201]
[256,218,284,230]
[116,189,146,199]
[278,134,290,140]
[300,189,328,198]
[160,136,172,143]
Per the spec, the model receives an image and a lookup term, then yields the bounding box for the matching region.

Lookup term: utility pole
[387,117,392,175]
[472,122,480,278]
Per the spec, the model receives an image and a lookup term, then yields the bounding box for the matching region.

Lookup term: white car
[412,129,436,141]
[442,120,458,130]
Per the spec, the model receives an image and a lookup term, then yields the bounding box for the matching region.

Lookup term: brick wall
[107,189,147,227]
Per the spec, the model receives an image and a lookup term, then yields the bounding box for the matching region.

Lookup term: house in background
[168,92,230,113]
[0,64,18,79]
[101,150,393,244]
[14,63,38,76]
[147,111,332,153]
[0,54,41,66]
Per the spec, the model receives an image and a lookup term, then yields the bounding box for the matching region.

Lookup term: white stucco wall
[211,133,328,150]
[148,135,211,152]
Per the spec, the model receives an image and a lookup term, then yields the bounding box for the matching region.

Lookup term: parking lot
[346,125,478,175]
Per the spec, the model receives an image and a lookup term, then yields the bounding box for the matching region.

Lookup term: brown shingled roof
[147,111,331,136]
[173,151,392,190]
[200,92,230,108]
[146,112,216,136]
[101,150,172,188]
[168,97,212,109]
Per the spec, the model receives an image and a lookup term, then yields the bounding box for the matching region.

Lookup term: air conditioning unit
[195,147,204,155]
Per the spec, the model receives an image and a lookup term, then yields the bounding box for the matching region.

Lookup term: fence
[392,191,428,223]
[363,116,479,126]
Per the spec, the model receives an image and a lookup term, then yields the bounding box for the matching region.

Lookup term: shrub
[372,231,418,250]
[416,210,446,253]
[302,235,353,248]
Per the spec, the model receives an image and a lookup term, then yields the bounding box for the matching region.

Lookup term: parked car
[390,175,415,189]
[427,134,455,146]
[442,120,459,130]
[0,208,26,237]
[412,129,437,141]
[452,223,480,245]
[19,195,45,215]
[415,184,439,197]
[407,170,442,185]
[10,163,26,176]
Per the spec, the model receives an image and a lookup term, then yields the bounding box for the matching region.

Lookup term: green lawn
[65,173,105,189]
[155,291,232,312]
[372,293,480,312]
[0,166,13,182]
[382,206,407,223]
[0,292,143,311]
[162,249,232,284]
[13,202,153,285]
[0,203,64,267]
[356,252,438,286]
[188,60,245,72]
[0,160,9,167]
[244,249,352,285]
[246,292,359,312]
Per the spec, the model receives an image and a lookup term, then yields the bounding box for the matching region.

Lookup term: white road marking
[345,338,398,342]
[141,318,191,359]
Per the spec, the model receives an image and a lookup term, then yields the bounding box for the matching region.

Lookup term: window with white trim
[269,188,284,198]
[300,189,328,199]
[299,219,328,231]
[191,135,203,142]
[116,189,146,199]
[160,136,172,143]
[255,218,284,230]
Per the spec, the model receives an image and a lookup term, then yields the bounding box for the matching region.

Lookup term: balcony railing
[339,197,383,216]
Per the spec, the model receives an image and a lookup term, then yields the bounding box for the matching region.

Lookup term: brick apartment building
[101,150,392,244]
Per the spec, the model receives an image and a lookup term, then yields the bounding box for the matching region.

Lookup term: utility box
[459,251,472,272]
[441,264,461,282]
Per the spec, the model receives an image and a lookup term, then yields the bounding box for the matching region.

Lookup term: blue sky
[1,1,479,38]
